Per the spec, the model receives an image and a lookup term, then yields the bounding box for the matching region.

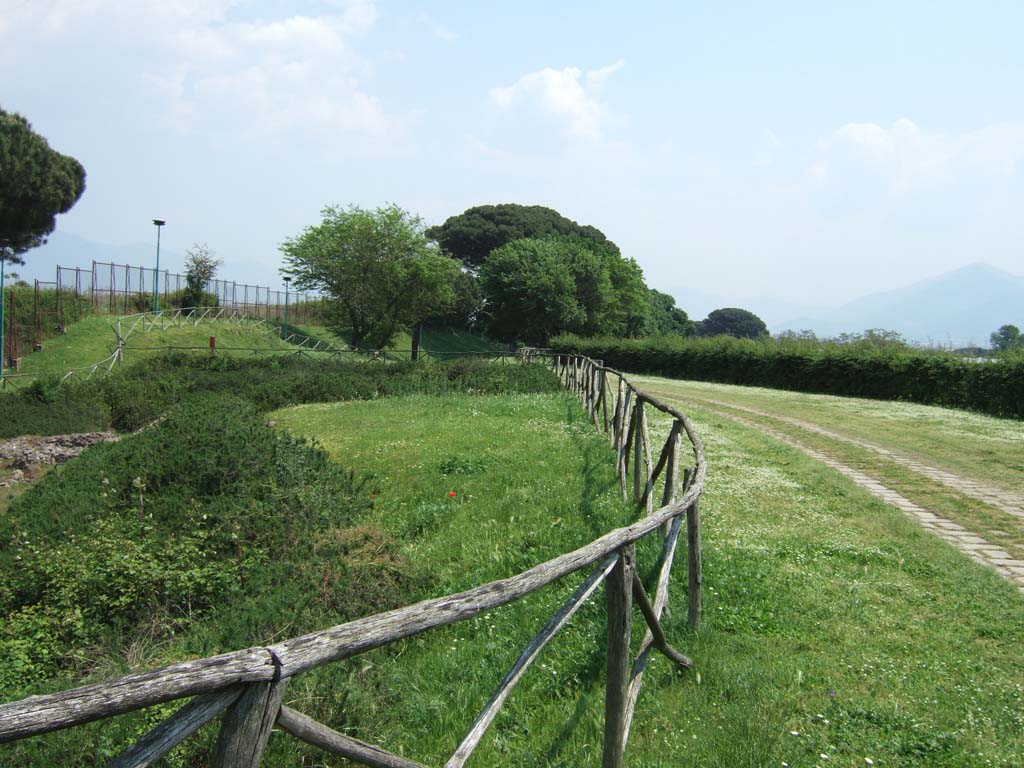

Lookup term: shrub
[160,288,219,309]
[0,379,109,438]
[0,394,374,689]
[0,355,561,437]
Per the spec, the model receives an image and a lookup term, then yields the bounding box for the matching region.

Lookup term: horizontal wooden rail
[0,351,706,768]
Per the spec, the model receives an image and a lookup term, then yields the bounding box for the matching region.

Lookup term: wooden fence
[0,353,706,767]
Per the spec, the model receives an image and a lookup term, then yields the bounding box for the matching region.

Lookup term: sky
[2,0,1023,315]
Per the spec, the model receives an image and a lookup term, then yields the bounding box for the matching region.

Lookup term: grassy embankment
[0,358,563,765]
[634,376,1024,562]
[9,317,501,380]
[11,316,295,377]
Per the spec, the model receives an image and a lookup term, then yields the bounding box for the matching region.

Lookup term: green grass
[3,363,1022,765]
[120,323,294,359]
[12,317,294,377]
[633,376,1024,497]
[14,317,120,374]
[266,391,1024,767]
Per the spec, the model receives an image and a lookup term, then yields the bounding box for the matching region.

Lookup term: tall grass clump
[551,334,1024,419]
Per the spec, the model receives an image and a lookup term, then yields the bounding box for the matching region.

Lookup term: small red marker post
[209,336,216,352]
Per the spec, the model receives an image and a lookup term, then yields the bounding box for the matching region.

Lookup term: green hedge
[550,334,1024,419]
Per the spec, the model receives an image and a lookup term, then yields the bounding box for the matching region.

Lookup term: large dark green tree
[696,307,768,339]
[479,235,654,344]
[645,289,693,336]
[0,108,86,264]
[990,324,1023,352]
[281,204,461,349]
[426,203,620,270]
[479,238,589,344]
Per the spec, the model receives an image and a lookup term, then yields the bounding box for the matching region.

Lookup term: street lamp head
[283,277,291,285]
[153,219,166,227]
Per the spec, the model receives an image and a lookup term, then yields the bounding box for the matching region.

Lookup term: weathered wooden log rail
[0,353,705,767]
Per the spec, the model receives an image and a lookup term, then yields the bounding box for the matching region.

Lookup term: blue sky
[2,0,1022,316]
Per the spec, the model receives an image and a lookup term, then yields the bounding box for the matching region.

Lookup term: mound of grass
[13,317,120,375]
[10,315,294,380]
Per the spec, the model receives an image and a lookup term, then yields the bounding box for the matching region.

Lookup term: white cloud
[813,118,1024,197]
[585,59,625,89]
[489,61,625,141]
[0,1,407,146]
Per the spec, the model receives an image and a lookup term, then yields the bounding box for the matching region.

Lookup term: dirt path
[680,401,1024,591]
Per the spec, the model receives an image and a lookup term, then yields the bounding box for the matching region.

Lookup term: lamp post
[283,277,291,340]
[152,219,165,313]
[0,248,7,384]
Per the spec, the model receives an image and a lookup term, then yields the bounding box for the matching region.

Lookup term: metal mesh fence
[84,261,325,324]
[2,262,327,370]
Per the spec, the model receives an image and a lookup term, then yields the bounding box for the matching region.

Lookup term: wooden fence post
[211,679,288,768]
[661,425,682,536]
[603,544,634,768]
[632,401,644,504]
[687,499,702,630]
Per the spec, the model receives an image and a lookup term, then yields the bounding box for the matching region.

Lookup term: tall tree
[0,108,86,264]
[479,238,588,344]
[645,289,693,336]
[183,243,222,307]
[426,203,620,270]
[990,324,1023,351]
[281,204,460,349]
[696,307,768,339]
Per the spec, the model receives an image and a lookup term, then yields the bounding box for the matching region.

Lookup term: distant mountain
[778,263,1024,346]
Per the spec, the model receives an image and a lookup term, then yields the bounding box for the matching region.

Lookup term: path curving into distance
[690,396,1024,520]
[641,386,1024,592]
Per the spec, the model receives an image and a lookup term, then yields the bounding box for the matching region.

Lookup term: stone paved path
[690,404,1024,592]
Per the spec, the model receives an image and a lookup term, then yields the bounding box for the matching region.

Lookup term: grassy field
[633,377,1024,563]
[269,390,1024,767]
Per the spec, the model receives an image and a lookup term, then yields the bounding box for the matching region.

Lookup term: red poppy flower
[448,491,457,497]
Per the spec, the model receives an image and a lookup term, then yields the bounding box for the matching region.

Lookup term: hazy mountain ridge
[778,263,1024,346]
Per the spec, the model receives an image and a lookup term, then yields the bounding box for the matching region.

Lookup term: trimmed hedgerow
[551,334,1024,419]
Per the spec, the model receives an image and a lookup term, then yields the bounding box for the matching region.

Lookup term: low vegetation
[1,352,1022,765]
[552,333,1024,419]
[0,352,558,438]
[0,356,562,764]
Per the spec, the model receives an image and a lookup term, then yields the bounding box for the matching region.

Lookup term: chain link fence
[3,261,326,371]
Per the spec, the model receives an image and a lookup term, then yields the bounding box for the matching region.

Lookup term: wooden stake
[632,402,644,504]
[602,545,634,768]
[687,500,702,630]
[211,679,288,768]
